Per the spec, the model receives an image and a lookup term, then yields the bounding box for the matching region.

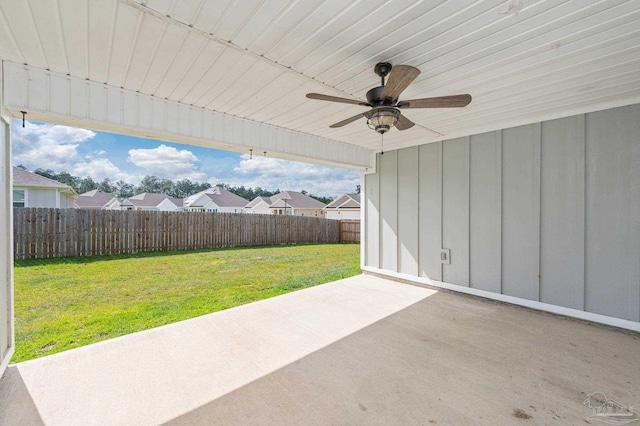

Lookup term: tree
[216,183,279,200]
[33,168,56,179]
[136,176,174,195]
[308,193,333,205]
[97,178,115,194]
[172,179,211,198]
[355,184,361,195]
[34,168,84,193]
[114,180,135,198]
[77,176,98,194]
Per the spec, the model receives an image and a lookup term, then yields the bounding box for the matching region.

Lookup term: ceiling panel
[108,2,142,88]
[28,0,69,73]
[87,0,118,83]
[213,0,268,43]
[123,13,168,90]
[59,0,89,78]
[0,8,22,63]
[170,40,226,102]
[1,0,639,159]
[231,0,296,49]
[0,0,47,69]
[153,31,209,99]
[137,22,189,95]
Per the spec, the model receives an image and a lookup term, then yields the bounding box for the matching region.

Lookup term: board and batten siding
[14,187,76,209]
[26,189,57,208]
[363,103,640,325]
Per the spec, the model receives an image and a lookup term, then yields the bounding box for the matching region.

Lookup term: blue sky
[11,120,360,198]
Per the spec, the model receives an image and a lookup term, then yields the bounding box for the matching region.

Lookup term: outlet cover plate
[440,249,451,265]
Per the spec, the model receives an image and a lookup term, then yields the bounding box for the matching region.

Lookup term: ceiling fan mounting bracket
[374,62,392,86]
[374,62,393,78]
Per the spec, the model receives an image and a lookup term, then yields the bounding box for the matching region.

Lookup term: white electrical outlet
[440,249,451,265]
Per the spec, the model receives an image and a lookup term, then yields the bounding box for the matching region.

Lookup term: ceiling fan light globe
[367,107,400,134]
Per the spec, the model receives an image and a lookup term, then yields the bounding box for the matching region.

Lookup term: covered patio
[1,1,640,424]
[2,274,639,425]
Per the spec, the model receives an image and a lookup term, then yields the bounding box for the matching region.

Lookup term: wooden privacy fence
[339,220,360,243]
[13,208,341,260]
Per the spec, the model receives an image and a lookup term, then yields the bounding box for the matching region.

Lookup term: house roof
[184,187,249,208]
[13,167,70,189]
[244,196,272,209]
[325,194,361,209]
[13,167,78,198]
[76,190,117,208]
[1,1,638,167]
[126,193,183,208]
[268,191,326,209]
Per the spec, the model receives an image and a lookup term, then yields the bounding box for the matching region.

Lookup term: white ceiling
[0,0,639,155]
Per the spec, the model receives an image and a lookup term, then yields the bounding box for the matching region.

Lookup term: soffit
[0,0,638,154]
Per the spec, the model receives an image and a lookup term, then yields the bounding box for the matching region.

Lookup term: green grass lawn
[13,244,360,363]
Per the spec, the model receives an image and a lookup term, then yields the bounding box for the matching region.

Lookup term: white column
[0,111,14,377]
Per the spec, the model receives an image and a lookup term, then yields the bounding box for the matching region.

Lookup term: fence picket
[13,208,348,259]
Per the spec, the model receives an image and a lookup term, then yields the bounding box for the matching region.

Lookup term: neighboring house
[244,196,273,214]
[12,167,77,208]
[324,193,361,220]
[75,189,119,210]
[117,193,183,211]
[267,191,327,217]
[183,186,249,213]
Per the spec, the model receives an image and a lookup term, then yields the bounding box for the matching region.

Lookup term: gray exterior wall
[364,104,640,323]
[16,187,76,208]
[28,188,57,207]
[59,195,75,209]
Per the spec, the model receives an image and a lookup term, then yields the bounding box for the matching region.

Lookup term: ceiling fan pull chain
[381,133,384,155]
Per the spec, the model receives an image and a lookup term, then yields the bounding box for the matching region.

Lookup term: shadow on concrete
[0,366,45,425]
[163,291,640,425]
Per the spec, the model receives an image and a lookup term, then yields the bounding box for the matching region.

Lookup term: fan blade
[380,65,421,102]
[395,114,415,131]
[397,94,472,108]
[306,93,370,106]
[329,113,366,128]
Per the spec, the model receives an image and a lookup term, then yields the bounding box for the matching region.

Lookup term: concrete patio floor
[1,274,639,425]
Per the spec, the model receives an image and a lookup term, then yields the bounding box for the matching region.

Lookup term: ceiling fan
[306,62,471,134]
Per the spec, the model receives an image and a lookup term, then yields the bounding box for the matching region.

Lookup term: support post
[0,65,15,377]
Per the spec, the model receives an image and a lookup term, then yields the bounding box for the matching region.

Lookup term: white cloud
[229,155,360,198]
[72,158,135,183]
[11,121,96,170]
[128,144,207,181]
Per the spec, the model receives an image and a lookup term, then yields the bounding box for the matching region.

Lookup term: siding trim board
[364,103,640,328]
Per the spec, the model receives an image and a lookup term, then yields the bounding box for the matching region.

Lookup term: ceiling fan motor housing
[366,86,386,105]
